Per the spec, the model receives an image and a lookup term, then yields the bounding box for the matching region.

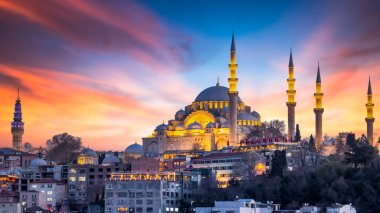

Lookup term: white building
[191,152,265,188]
[0,189,22,213]
[105,171,201,213]
[20,190,47,211]
[28,179,66,211]
[195,199,272,213]
[326,203,356,213]
[300,205,319,213]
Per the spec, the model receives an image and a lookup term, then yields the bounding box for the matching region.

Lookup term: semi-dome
[102,155,120,165]
[125,143,143,154]
[194,85,242,102]
[251,111,261,119]
[81,148,97,157]
[29,158,47,168]
[175,109,186,121]
[187,122,203,130]
[239,126,251,134]
[155,124,168,131]
[206,122,215,128]
[175,124,185,131]
[221,121,230,128]
[238,113,259,121]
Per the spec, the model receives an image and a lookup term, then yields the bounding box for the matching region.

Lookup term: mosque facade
[143,35,261,157]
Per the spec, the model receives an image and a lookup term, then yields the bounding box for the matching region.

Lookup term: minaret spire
[368,76,372,95]
[289,49,294,67]
[366,75,375,145]
[216,76,220,86]
[314,63,324,148]
[230,32,236,52]
[228,32,239,146]
[11,88,24,151]
[316,62,321,83]
[286,49,296,141]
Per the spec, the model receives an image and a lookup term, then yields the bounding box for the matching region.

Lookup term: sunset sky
[0,0,380,150]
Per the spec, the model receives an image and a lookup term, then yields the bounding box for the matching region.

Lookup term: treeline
[190,136,379,213]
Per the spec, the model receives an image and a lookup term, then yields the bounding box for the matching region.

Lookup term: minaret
[314,63,324,148]
[365,76,375,145]
[286,50,296,141]
[228,33,239,145]
[11,88,24,151]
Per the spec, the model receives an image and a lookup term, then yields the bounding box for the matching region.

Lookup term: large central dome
[194,85,242,102]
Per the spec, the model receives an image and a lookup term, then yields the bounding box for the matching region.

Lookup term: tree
[270,150,287,177]
[267,120,286,138]
[294,124,301,142]
[46,133,82,164]
[344,144,378,169]
[23,142,34,153]
[309,135,316,152]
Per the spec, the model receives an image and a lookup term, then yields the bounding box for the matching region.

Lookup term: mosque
[142,34,262,156]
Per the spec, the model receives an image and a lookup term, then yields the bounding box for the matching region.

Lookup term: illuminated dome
[175,124,185,130]
[81,148,97,157]
[155,124,168,131]
[187,122,203,130]
[175,109,186,121]
[125,143,143,154]
[194,85,242,102]
[29,158,47,168]
[102,155,120,165]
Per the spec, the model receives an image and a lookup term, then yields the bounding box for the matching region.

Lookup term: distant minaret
[365,76,375,145]
[314,63,324,148]
[228,33,239,145]
[11,88,24,151]
[286,50,296,141]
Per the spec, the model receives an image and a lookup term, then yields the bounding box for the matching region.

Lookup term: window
[136,192,143,198]
[129,192,135,198]
[147,200,153,205]
[47,191,53,195]
[79,177,86,181]
[117,192,128,197]
[47,198,53,202]
[47,184,52,188]
[136,199,143,204]
[69,177,76,182]
[106,192,113,197]
[146,192,153,197]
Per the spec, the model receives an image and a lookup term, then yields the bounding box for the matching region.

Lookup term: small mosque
[143,34,262,157]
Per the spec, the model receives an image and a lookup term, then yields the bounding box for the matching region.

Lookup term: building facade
[27,179,66,211]
[105,171,201,213]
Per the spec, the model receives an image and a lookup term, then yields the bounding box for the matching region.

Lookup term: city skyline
[0,0,379,150]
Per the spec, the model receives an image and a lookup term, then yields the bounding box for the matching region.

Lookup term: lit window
[31,185,37,189]
[79,177,86,181]
[47,191,53,195]
[47,198,53,202]
[69,177,76,182]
